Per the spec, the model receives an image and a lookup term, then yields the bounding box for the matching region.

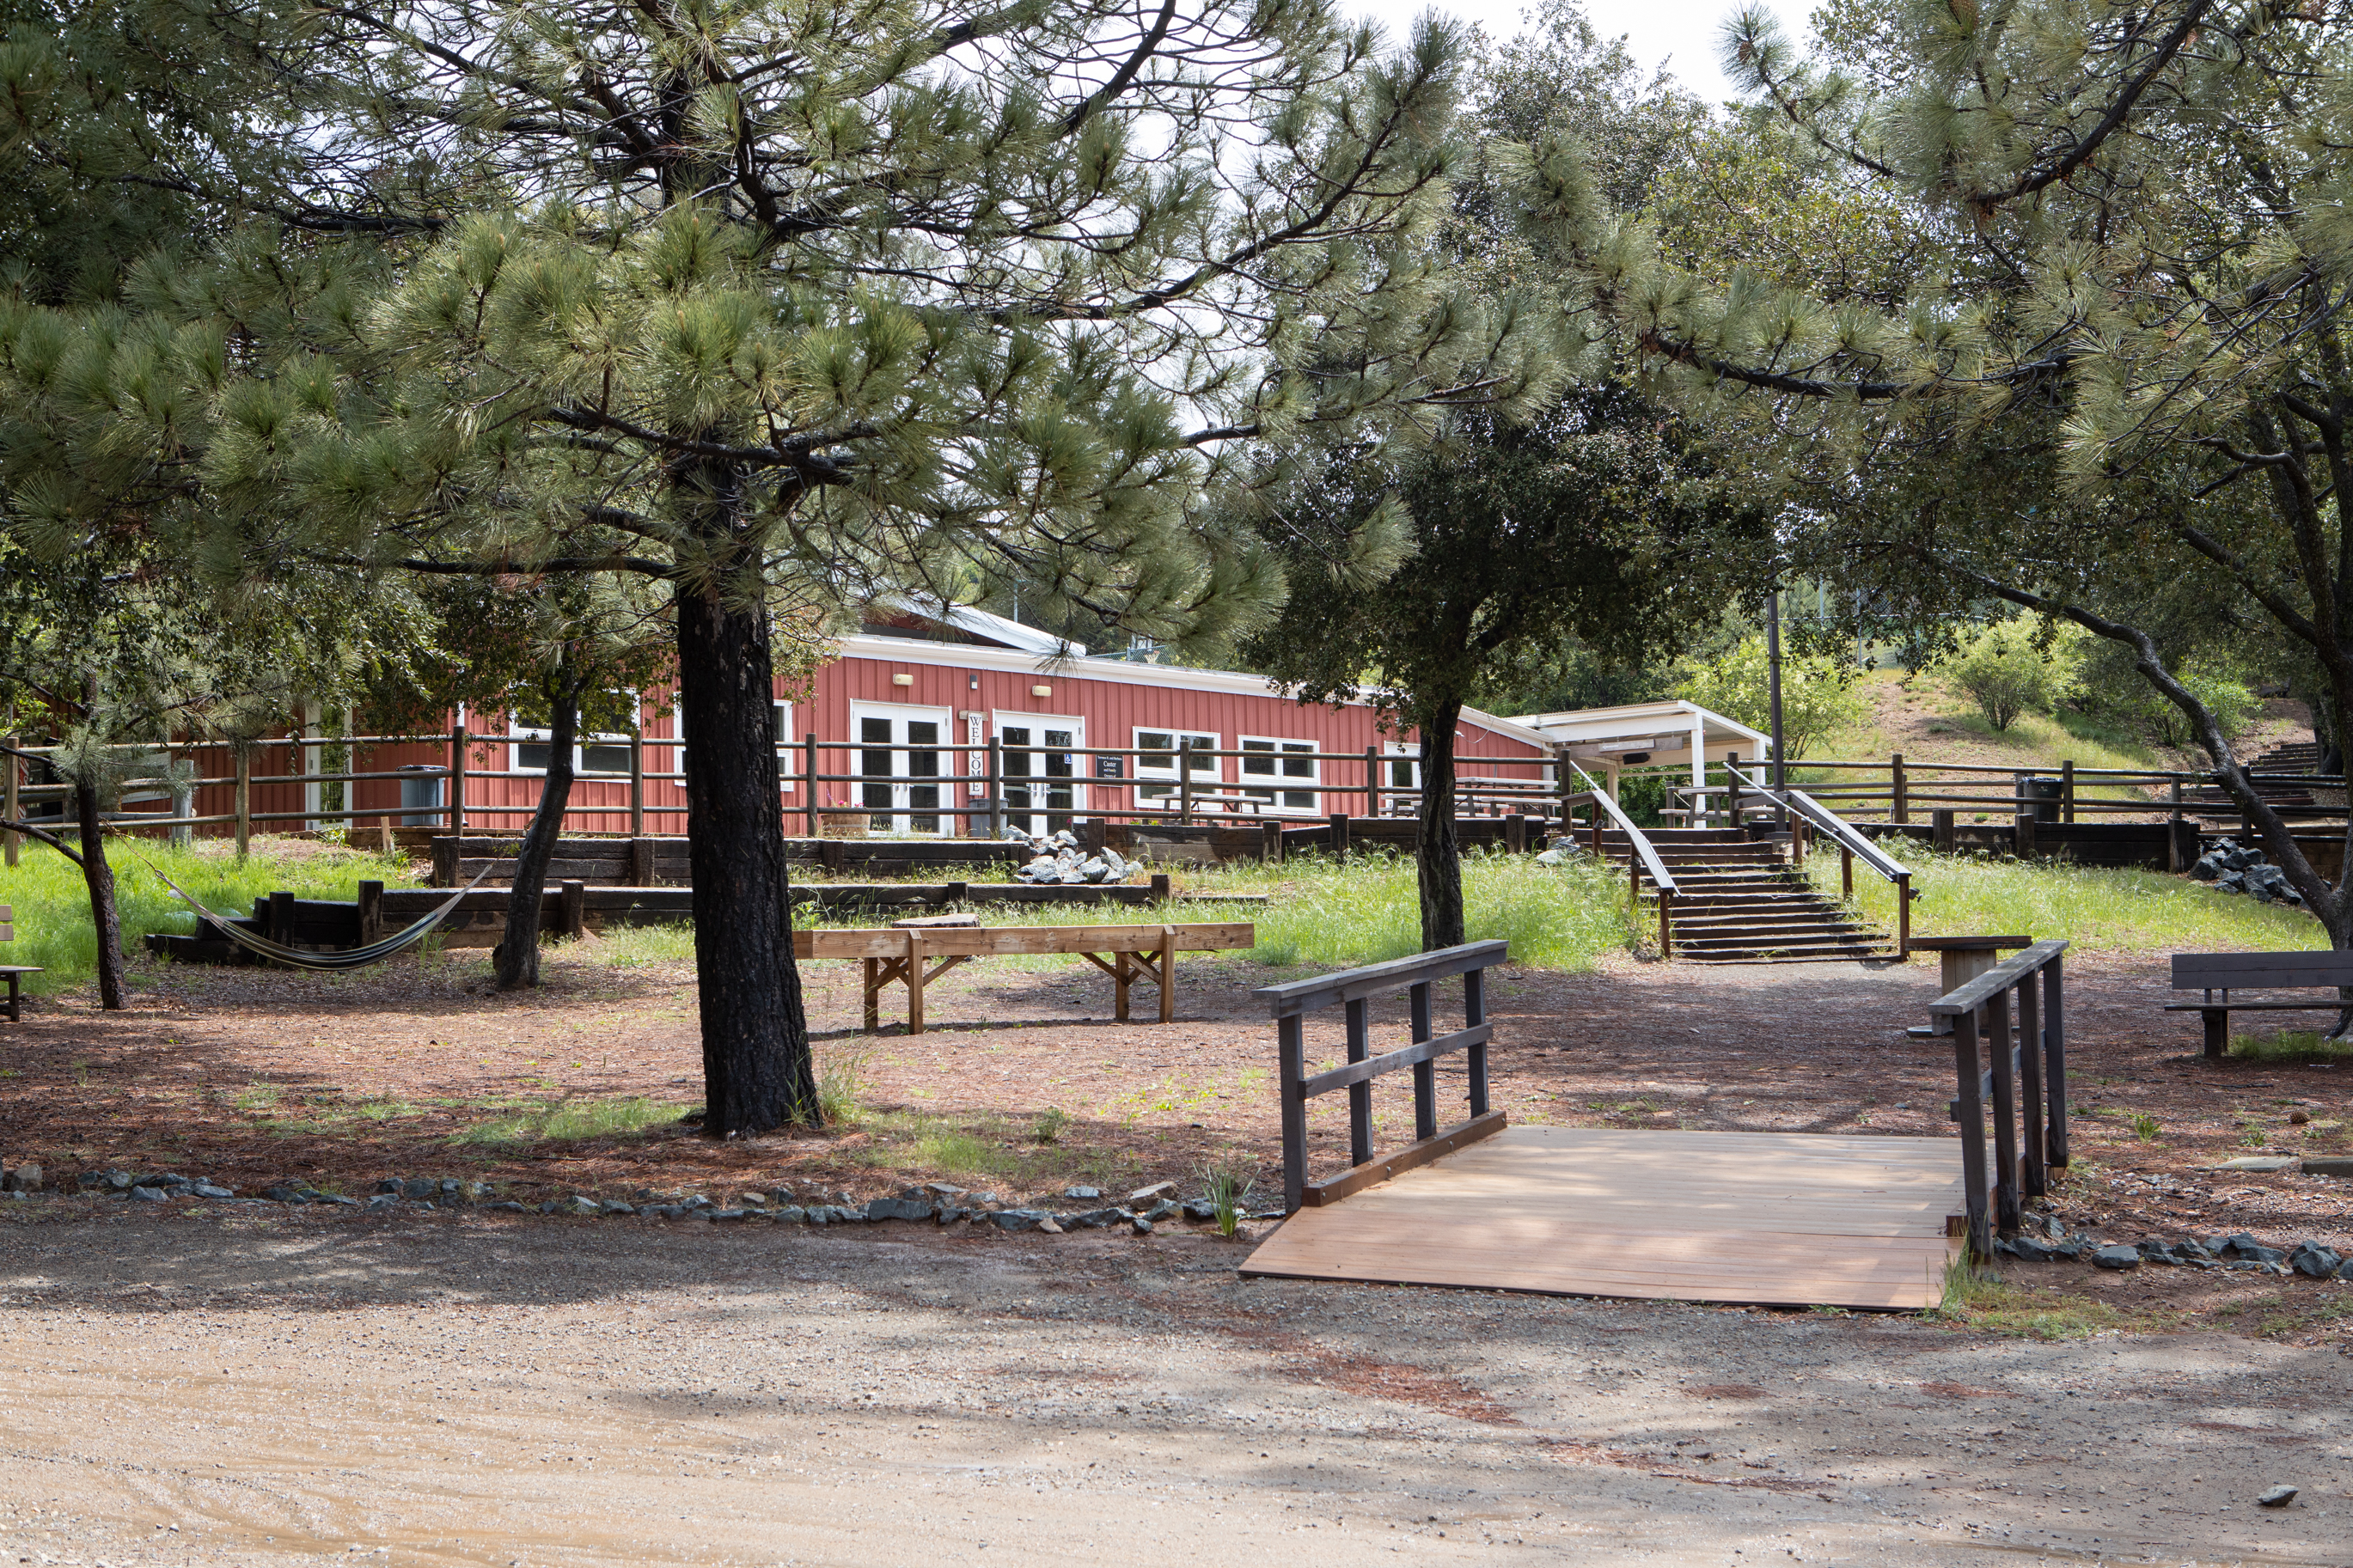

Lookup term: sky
[1338,0,1806,104]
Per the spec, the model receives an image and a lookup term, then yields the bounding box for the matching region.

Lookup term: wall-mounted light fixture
[1030,684,1051,698]
[892,672,914,687]
[968,673,980,689]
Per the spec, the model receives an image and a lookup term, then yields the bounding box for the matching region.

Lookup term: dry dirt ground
[1,1214,2350,1567]
[3,949,2353,1562]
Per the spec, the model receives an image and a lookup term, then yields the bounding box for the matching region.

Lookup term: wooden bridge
[1241,938,2069,1310]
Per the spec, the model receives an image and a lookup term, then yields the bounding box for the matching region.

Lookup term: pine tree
[1238,1,1760,951]
[1519,0,2353,943]
[0,1,1566,1123]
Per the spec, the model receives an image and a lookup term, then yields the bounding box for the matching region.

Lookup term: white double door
[996,714,1084,837]
[852,702,951,835]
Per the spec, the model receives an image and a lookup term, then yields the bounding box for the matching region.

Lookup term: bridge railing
[1930,938,2071,1260]
[1254,939,1507,1215]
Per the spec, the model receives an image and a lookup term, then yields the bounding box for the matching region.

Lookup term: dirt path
[0,1211,2345,1566]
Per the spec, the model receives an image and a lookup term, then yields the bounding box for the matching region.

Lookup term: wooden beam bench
[2169,950,2353,1059]
[0,904,38,1022]
[791,921,1256,1034]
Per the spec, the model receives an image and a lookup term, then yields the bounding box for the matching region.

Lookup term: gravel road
[0,1207,2345,1565]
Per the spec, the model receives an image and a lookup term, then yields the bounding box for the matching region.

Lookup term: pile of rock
[530,1178,1241,1235]
[1005,827,1135,885]
[2189,838,2305,906]
[1999,1213,2351,1277]
[40,1167,1283,1235]
[70,1168,248,1203]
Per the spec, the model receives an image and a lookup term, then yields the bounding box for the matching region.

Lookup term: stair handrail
[1566,761,1678,895]
[1566,760,1679,958]
[1728,763,1913,959]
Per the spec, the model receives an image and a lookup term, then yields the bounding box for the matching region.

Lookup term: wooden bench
[2168,951,2353,1059]
[0,904,38,1021]
[792,921,1256,1034]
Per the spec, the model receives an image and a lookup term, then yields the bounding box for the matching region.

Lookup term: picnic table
[792,920,1256,1034]
[0,903,35,1021]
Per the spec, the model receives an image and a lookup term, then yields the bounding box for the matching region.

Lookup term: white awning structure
[1503,700,1769,789]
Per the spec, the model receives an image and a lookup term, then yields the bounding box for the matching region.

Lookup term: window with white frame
[1381,741,1420,815]
[1134,728,1219,806]
[672,699,793,788]
[510,692,636,777]
[1238,735,1319,814]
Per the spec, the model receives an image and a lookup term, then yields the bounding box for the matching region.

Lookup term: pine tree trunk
[494,673,580,991]
[1415,696,1466,952]
[676,581,818,1132]
[75,778,124,1010]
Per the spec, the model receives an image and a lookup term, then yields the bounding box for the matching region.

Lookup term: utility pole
[1765,574,1787,796]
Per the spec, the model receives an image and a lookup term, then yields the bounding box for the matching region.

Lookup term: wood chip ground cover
[2,937,2351,1341]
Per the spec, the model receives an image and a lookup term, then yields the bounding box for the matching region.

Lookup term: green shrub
[1937,615,2085,732]
[1672,634,1866,760]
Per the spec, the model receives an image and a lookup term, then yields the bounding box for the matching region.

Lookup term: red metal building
[142,605,1554,839]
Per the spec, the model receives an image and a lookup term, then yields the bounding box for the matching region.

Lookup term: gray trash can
[2015,773,2063,824]
[399,764,448,827]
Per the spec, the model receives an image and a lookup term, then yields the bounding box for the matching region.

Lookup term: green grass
[561,847,1638,978]
[447,1095,689,1149]
[1809,846,2321,954]
[0,835,413,995]
[1224,847,1634,970]
[2229,1028,2353,1062]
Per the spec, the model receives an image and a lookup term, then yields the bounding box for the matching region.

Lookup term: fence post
[1409,979,1436,1141]
[2014,810,2037,861]
[1841,844,1854,900]
[1179,764,1192,827]
[234,744,252,859]
[1327,811,1350,863]
[1344,996,1372,1167]
[805,732,821,837]
[449,724,468,833]
[1987,982,2020,1235]
[169,756,193,851]
[2061,759,2075,825]
[2044,952,2069,1168]
[987,736,1004,837]
[358,880,384,943]
[1278,1013,1306,1214]
[629,729,645,839]
[1932,807,1955,852]
[1365,744,1378,817]
[1262,819,1282,864]
[559,879,587,939]
[1896,869,1911,960]
[2017,967,2046,1199]
[1724,751,1741,830]
[1659,885,1674,960]
[2168,777,2185,870]
[1505,812,1526,853]
[1953,1005,1991,1260]
[2,735,16,867]
[1892,752,1908,824]
[1464,961,1489,1117]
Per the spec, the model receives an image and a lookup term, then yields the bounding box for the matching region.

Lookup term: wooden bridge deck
[1239,1127,1965,1311]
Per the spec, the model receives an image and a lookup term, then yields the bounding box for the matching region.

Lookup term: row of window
[498,701,1415,834]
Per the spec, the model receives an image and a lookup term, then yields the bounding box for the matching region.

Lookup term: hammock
[146,862,495,972]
